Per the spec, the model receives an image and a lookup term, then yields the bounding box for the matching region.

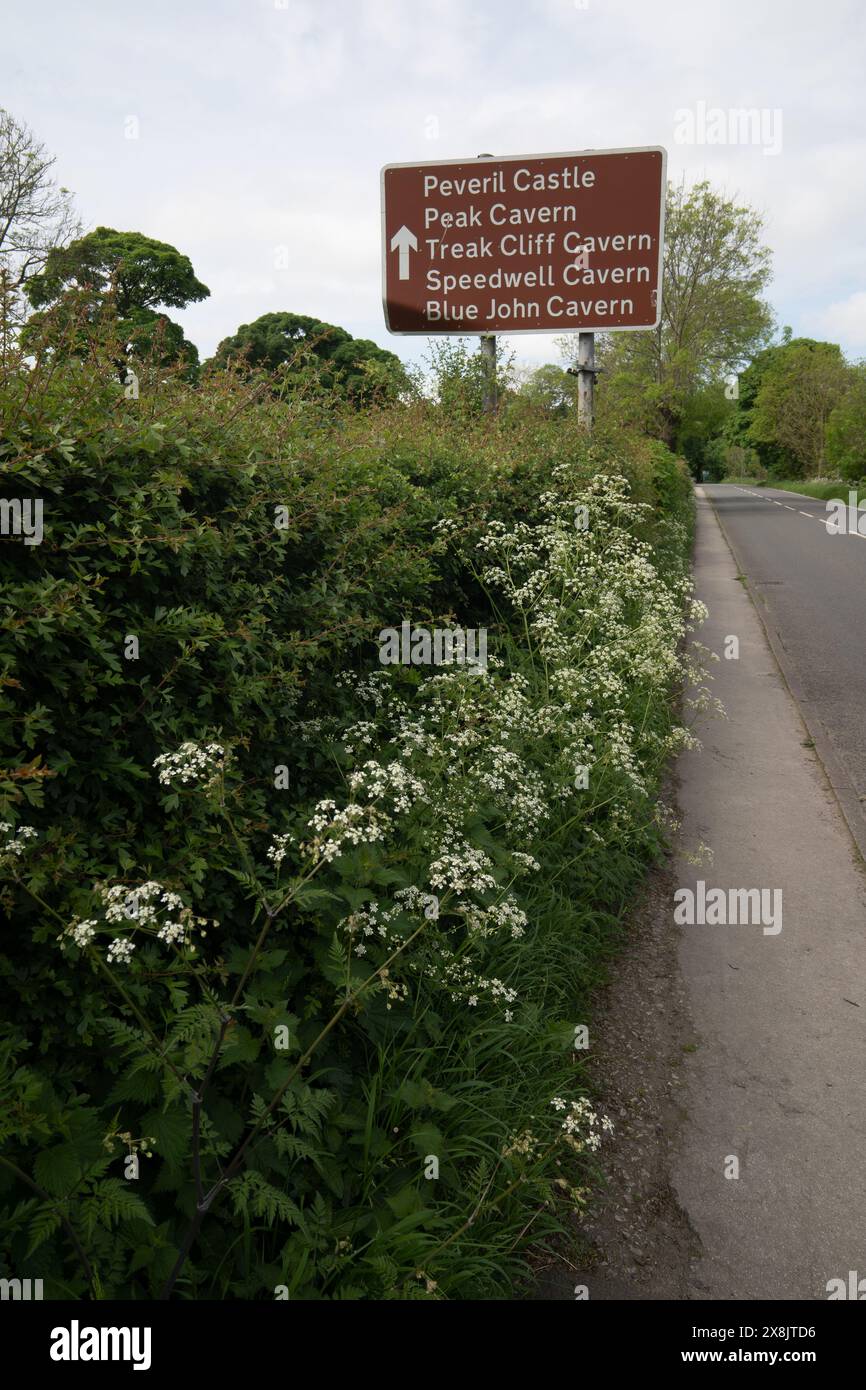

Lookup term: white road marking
[717,487,866,542]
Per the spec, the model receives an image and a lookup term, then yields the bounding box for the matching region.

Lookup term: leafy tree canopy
[726,337,850,475]
[211,310,408,405]
[25,226,209,316]
[826,364,866,481]
[518,363,578,416]
[746,339,850,475]
[22,227,209,372]
[566,179,774,444]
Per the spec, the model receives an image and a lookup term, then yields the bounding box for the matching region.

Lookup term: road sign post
[381,146,666,426]
[477,155,498,415]
[576,331,597,429]
[479,332,497,414]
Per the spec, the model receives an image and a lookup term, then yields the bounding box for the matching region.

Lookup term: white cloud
[811,292,866,357]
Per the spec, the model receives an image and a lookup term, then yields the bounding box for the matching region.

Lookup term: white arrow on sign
[390,224,418,280]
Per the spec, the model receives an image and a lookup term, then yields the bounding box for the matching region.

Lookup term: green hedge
[0,359,695,1299]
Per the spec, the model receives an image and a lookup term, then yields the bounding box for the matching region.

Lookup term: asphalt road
[703,482,866,853]
[671,489,866,1300]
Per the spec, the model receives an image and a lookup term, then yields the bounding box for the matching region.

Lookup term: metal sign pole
[480,332,497,414]
[477,154,497,414]
[576,330,596,431]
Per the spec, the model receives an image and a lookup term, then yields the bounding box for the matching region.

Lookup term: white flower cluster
[341,887,437,958]
[69,919,98,948]
[428,837,497,895]
[342,900,398,955]
[551,1095,614,1153]
[458,897,527,941]
[153,741,225,788]
[0,822,37,857]
[296,717,327,742]
[423,946,518,1018]
[267,832,293,867]
[339,899,414,1008]
[346,758,427,815]
[335,670,389,707]
[107,937,136,965]
[285,470,702,1028]
[510,852,541,876]
[342,720,377,757]
[300,799,391,863]
[157,921,186,945]
[337,885,522,1017]
[102,881,162,924]
[60,879,215,964]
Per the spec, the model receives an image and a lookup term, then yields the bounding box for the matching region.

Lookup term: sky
[3,0,865,372]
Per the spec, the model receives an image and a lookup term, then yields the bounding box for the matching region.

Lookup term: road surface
[701,482,866,856]
[671,486,866,1299]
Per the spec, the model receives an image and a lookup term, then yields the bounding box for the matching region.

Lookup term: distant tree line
[3,106,862,475]
[518,180,864,483]
[0,108,408,407]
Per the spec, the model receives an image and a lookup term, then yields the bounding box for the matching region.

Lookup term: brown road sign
[381,146,666,335]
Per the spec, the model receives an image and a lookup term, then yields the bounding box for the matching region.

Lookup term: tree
[517,363,578,416]
[23,227,209,371]
[0,109,81,347]
[211,311,408,406]
[674,381,734,479]
[422,336,515,418]
[722,331,796,472]
[747,340,850,476]
[826,365,866,481]
[0,110,81,295]
[702,437,761,483]
[563,179,774,444]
